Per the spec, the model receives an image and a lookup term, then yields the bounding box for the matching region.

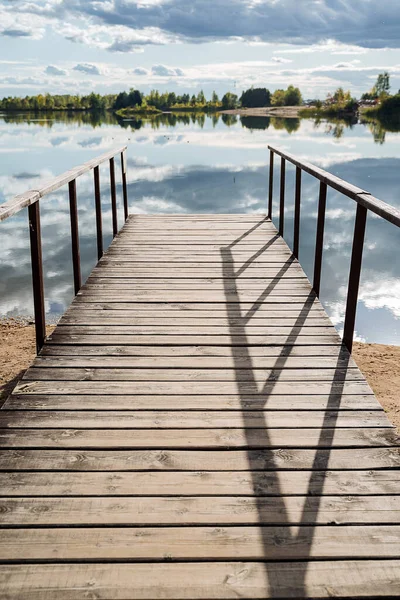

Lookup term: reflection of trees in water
[324,122,345,139]
[1,110,119,128]
[310,112,400,144]
[239,116,300,133]
[3,110,399,145]
[221,113,238,126]
[366,120,386,145]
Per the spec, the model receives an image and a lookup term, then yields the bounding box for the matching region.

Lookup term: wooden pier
[1,144,400,598]
[0,213,399,598]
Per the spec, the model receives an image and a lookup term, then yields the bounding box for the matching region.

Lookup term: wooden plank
[1,560,400,598]
[0,428,396,449]
[59,316,332,326]
[0,448,398,471]
[1,496,399,525]
[30,355,357,369]
[73,296,321,305]
[13,380,373,395]
[22,367,365,382]
[84,279,310,286]
[4,393,378,411]
[0,410,390,429]
[45,335,344,346]
[1,525,400,561]
[47,325,338,336]
[64,301,325,312]
[1,470,399,497]
[39,344,349,357]
[62,307,328,317]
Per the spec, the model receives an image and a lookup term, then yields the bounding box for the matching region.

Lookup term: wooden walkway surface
[1,214,400,598]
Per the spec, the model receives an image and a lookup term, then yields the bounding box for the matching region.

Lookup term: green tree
[221,92,238,109]
[211,91,219,104]
[284,85,302,106]
[374,72,390,97]
[271,89,285,106]
[197,90,206,104]
[240,87,271,108]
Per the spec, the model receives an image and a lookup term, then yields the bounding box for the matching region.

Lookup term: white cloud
[133,67,149,75]
[276,39,370,56]
[45,65,67,76]
[151,64,184,76]
[73,63,101,76]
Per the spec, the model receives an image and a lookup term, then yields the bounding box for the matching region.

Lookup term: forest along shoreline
[0,318,399,430]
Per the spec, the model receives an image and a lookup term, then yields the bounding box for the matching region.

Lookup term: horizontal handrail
[267,144,400,353]
[0,146,129,354]
[268,145,400,228]
[0,145,127,223]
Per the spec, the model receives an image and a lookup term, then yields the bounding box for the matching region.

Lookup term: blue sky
[0,0,399,99]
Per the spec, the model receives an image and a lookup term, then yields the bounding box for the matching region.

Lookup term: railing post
[313,181,327,296]
[28,202,46,354]
[268,150,274,220]
[279,157,285,236]
[110,157,118,236]
[68,179,81,295]
[121,150,128,222]
[94,166,103,261]
[343,204,368,353]
[293,166,301,259]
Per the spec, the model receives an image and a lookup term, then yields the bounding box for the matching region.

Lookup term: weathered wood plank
[13,380,373,395]
[0,448,398,471]
[38,344,350,357]
[45,335,344,346]
[1,560,400,598]
[4,393,378,411]
[46,325,340,338]
[22,367,364,382]
[0,428,395,449]
[1,470,399,497]
[30,355,357,369]
[58,316,333,326]
[65,301,325,312]
[1,525,400,561]
[48,326,336,338]
[0,410,390,429]
[1,496,399,525]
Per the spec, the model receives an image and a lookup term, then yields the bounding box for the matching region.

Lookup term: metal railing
[267,145,400,352]
[0,145,128,353]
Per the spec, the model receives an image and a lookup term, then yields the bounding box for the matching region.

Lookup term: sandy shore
[352,342,400,430]
[0,321,399,429]
[0,319,54,403]
[220,106,308,118]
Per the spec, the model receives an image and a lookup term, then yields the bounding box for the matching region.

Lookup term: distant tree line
[0,74,397,115]
[0,85,303,113]
[0,92,116,112]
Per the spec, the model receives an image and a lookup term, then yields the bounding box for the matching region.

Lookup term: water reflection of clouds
[0,113,399,343]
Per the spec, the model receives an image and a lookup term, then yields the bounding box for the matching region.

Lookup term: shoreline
[0,320,399,429]
[219,106,308,118]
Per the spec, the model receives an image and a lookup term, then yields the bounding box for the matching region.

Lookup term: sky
[0,0,400,99]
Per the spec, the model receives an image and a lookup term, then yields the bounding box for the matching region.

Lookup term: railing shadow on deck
[220,220,350,597]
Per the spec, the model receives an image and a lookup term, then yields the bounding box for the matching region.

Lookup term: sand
[0,319,54,404]
[220,106,309,118]
[0,321,399,429]
[352,342,400,430]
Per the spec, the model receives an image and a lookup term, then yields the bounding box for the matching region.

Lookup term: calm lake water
[0,111,399,344]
